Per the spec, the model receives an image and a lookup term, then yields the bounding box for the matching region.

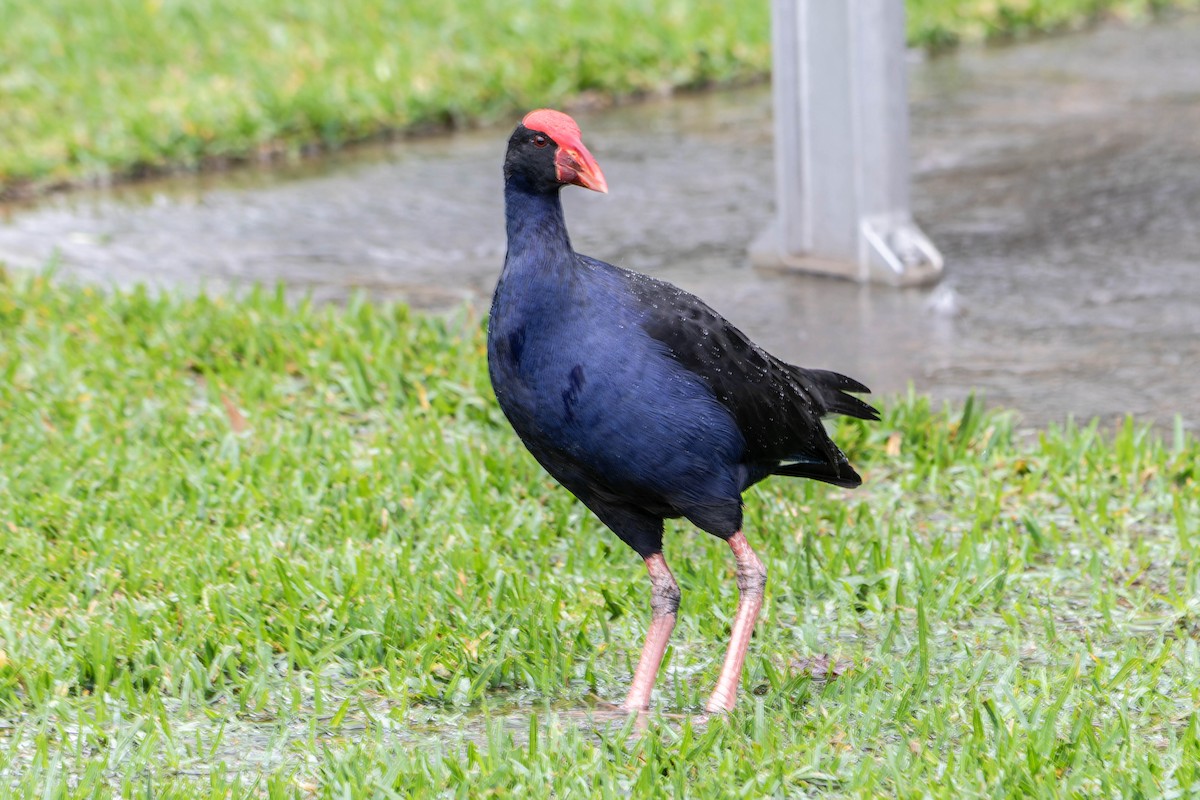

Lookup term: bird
[487,109,878,713]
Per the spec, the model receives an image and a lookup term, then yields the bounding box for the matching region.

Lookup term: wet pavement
[1,16,1197,431]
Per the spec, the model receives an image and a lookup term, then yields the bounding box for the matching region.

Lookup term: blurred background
[1,0,1197,431]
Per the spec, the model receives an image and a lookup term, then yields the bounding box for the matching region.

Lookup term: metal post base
[750,214,943,287]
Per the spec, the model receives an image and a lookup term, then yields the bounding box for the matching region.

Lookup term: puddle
[1,17,1198,431]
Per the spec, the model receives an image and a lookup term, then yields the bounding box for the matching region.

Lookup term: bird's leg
[705,531,767,713]
[620,553,680,712]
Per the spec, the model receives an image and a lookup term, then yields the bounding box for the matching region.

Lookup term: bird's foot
[703,691,736,714]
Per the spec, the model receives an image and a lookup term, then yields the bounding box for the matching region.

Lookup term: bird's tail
[802,368,881,421]
[770,367,875,488]
[774,458,862,488]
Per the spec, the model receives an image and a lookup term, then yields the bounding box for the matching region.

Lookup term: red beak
[555,143,608,194]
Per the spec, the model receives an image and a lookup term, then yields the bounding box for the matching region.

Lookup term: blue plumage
[488,108,877,712]
[488,115,877,559]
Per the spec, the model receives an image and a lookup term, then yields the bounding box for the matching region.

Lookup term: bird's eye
[532,134,549,148]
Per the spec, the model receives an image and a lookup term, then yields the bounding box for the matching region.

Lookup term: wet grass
[2,0,1195,197]
[0,271,1198,796]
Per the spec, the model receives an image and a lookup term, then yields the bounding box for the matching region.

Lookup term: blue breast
[488,259,746,509]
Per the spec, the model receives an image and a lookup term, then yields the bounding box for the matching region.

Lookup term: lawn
[1,0,1194,196]
[0,272,1197,796]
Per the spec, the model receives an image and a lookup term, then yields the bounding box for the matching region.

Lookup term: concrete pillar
[750,0,943,285]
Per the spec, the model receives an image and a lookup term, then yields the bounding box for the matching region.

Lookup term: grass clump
[2,0,1196,196]
[0,272,1197,796]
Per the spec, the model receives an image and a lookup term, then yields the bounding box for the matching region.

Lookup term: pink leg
[620,553,680,712]
[706,531,767,713]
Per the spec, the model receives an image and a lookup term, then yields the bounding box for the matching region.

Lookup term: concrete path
[1,16,1197,431]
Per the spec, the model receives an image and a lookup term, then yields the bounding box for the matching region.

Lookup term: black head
[504,109,608,195]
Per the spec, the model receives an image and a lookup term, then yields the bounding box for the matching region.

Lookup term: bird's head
[504,109,608,195]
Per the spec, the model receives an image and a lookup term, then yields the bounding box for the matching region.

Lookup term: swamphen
[488,109,878,713]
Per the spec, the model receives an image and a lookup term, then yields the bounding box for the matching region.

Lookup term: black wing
[616,265,878,488]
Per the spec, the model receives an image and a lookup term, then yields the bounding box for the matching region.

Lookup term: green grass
[2,0,1195,197]
[0,271,1197,797]
[907,0,1194,48]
